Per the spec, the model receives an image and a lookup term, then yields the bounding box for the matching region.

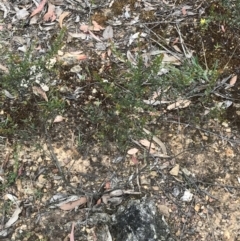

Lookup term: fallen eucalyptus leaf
[60,196,87,210]
[127,148,138,155]
[167,99,191,110]
[5,206,23,228]
[32,86,48,102]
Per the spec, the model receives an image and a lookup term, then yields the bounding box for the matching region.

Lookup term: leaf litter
[1,0,240,240]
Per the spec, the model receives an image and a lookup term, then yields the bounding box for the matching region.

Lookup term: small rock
[202,135,208,141]
[140,175,150,185]
[30,165,38,171]
[170,164,179,176]
[57,186,63,192]
[70,65,82,73]
[195,203,200,212]
[197,221,203,227]
[36,174,47,188]
[110,199,173,241]
[181,190,193,202]
[59,86,69,93]
[157,204,170,218]
[150,171,158,178]
[225,128,231,133]
[222,122,228,127]
[152,186,159,191]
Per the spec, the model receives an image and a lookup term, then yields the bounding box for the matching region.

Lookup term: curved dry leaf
[127,50,137,65]
[4,194,18,203]
[68,32,87,39]
[123,190,141,195]
[70,222,75,241]
[143,128,167,155]
[105,181,111,190]
[59,11,70,28]
[0,63,9,73]
[139,139,155,149]
[69,51,83,55]
[5,206,23,228]
[0,2,9,18]
[32,86,48,102]
[60,196,87,211]
[92,21,104,31]
[53,115,64,123]
[3,90,15,99]
[102,194,110,204]
[221,25,225,33]
[80,24,89,32]
[152,137,167,154]
[127,148,139,155]
[77,54,87,60]
[58,52,87,65]
[89,30,102,42]
[162,53,181,65]
[132,155,138,165]
[167,99,191,110]
[182,7,187,15]
[229,75,237,86]
[30,0,47,17]
[107,48,111,57]
[172,45,182,52]
[110,189,124,197]
[153,153,170,158]
[43,3,56,22]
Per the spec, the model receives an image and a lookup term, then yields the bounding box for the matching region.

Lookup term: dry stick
[44,129,89,195]
[201,40,209,70]
[141,21,186,25]
[136,164,141,192]
[179,198,195,241]
[127,75,171,186]
[194,0,206,10]
[128,103,169,187]
[182,172,219,200]
[97,172,116,193]
[223,42,239,71]
[200,189,219,200]
[45,135,75,191]
[197,180,240,190]
[143,23,182,61]
[127,142,169,188]
[175,24,192,60]
[1,205,5,231]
